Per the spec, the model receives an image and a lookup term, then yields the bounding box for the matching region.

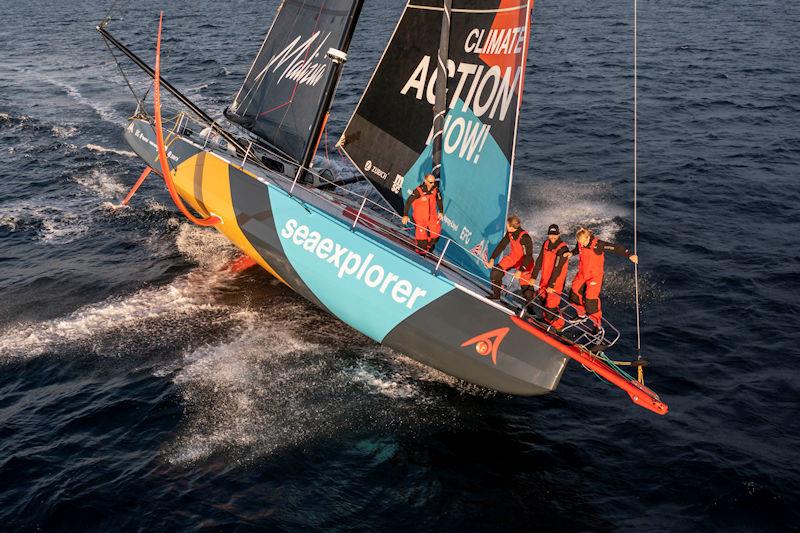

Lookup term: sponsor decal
[363,161,388,180]
[130,125,179,162]
[255,31,332,88]
[390,174,404,194]
[280,218,429,310]
[461,327,509,365]
[470,239,489,262]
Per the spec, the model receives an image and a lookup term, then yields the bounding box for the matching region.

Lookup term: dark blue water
[1,0,799,530]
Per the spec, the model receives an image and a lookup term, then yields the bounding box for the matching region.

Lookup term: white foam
[165,304,329,464]
[73,169,129,199]
[84,144,136,158]
[0,222,241,360]
[512,179,627,242]
[51,124,78,139]
[0,202,87,244]
[350,363,421,399]
[0,214,17,231]
[0,268,235,360]
[38,214,88,243]
[175,224,238,270]
[56,79,125,125]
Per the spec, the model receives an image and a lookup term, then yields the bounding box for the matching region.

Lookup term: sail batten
[341,0,535,282]
[226,0,363,163]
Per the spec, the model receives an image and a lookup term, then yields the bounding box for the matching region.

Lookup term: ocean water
[1,0,799,530]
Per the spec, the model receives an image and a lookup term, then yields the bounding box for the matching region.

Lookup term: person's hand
[402,215,409,225]
[485,258,494,269]
[437,212,443,221]
[513,271,521,280]
[546,287,555,294]
[564,252,573,259]
[629,254,638,264]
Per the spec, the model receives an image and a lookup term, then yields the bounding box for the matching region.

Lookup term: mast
[431,0,453,180]
[96,23,244,153]
[299,0,365,176]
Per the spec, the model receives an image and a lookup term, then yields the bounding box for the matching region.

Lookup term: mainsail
[341,0,534,282]
[226,0,363,164]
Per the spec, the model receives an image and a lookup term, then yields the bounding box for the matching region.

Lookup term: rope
[633,0,642,355]
[103,37,145,108]
[153,12,220,227]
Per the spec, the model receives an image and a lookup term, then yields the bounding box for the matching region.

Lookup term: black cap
[547,224,560,236]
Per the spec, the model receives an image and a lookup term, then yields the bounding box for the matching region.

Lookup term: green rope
[593,351,638,383]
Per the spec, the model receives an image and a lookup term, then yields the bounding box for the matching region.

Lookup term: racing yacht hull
[125,118,568,395]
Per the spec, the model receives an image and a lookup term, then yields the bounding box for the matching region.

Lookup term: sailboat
[97,0,668,414]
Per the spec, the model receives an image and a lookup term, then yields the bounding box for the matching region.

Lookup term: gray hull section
[383,290,567,395]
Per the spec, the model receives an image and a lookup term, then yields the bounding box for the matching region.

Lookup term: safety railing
[156,111,620,351]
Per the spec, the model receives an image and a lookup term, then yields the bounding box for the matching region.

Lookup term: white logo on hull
[280,219,429,310]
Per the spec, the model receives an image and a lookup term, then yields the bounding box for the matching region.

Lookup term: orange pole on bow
[152,12,220,227]
[118,166,152,206]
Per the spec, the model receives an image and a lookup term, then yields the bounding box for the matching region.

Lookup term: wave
[39,75,126,125]
[513,179,627,242]
[84,144,136,158]
[0,202,88,244]
[73,169,129,199]
[51,124,78,139]
[164,302,465,465]
[0,224,239,361]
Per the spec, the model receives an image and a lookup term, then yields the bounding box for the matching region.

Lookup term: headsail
[226,0,363,163]
[340,0,534,282]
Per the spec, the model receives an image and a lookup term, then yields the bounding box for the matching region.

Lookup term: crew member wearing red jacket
[484,215,534,300]
[568,227,638,330]
[402,173,443,253]
[516,224,570,330]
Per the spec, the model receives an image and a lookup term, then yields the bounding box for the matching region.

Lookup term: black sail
[226,0,363,163]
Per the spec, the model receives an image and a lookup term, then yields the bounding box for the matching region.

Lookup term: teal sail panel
[341,0,535,282]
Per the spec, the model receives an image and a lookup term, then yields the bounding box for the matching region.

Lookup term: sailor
[517,224,570,330]
[484,215,534,300]
[402,173,443,253]
[567,227,638,331]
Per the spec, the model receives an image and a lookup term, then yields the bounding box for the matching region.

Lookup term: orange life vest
[539,239,569,289]
[578,236,604,280]
[498,229,529,270]
[411,185,441,232]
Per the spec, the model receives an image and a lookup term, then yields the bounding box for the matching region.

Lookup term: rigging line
[103,36,144,107]
[103,0,122,23]
[633,0,642,356]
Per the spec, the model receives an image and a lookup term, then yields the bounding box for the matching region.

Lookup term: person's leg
[519,285,536,312]
[584,278,603,329]
[490,267,505,299]
[569,273,587,316]
[543,290,565,330]
[429,218,442,252]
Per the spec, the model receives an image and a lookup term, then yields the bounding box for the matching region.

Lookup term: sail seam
[407,4,527,13]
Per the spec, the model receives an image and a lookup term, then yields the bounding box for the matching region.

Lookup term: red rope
[324,122,329,162]
[153,12,220,227]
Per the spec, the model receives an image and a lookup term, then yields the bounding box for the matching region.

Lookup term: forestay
[341,0,534,282]
[227,0,363,163]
